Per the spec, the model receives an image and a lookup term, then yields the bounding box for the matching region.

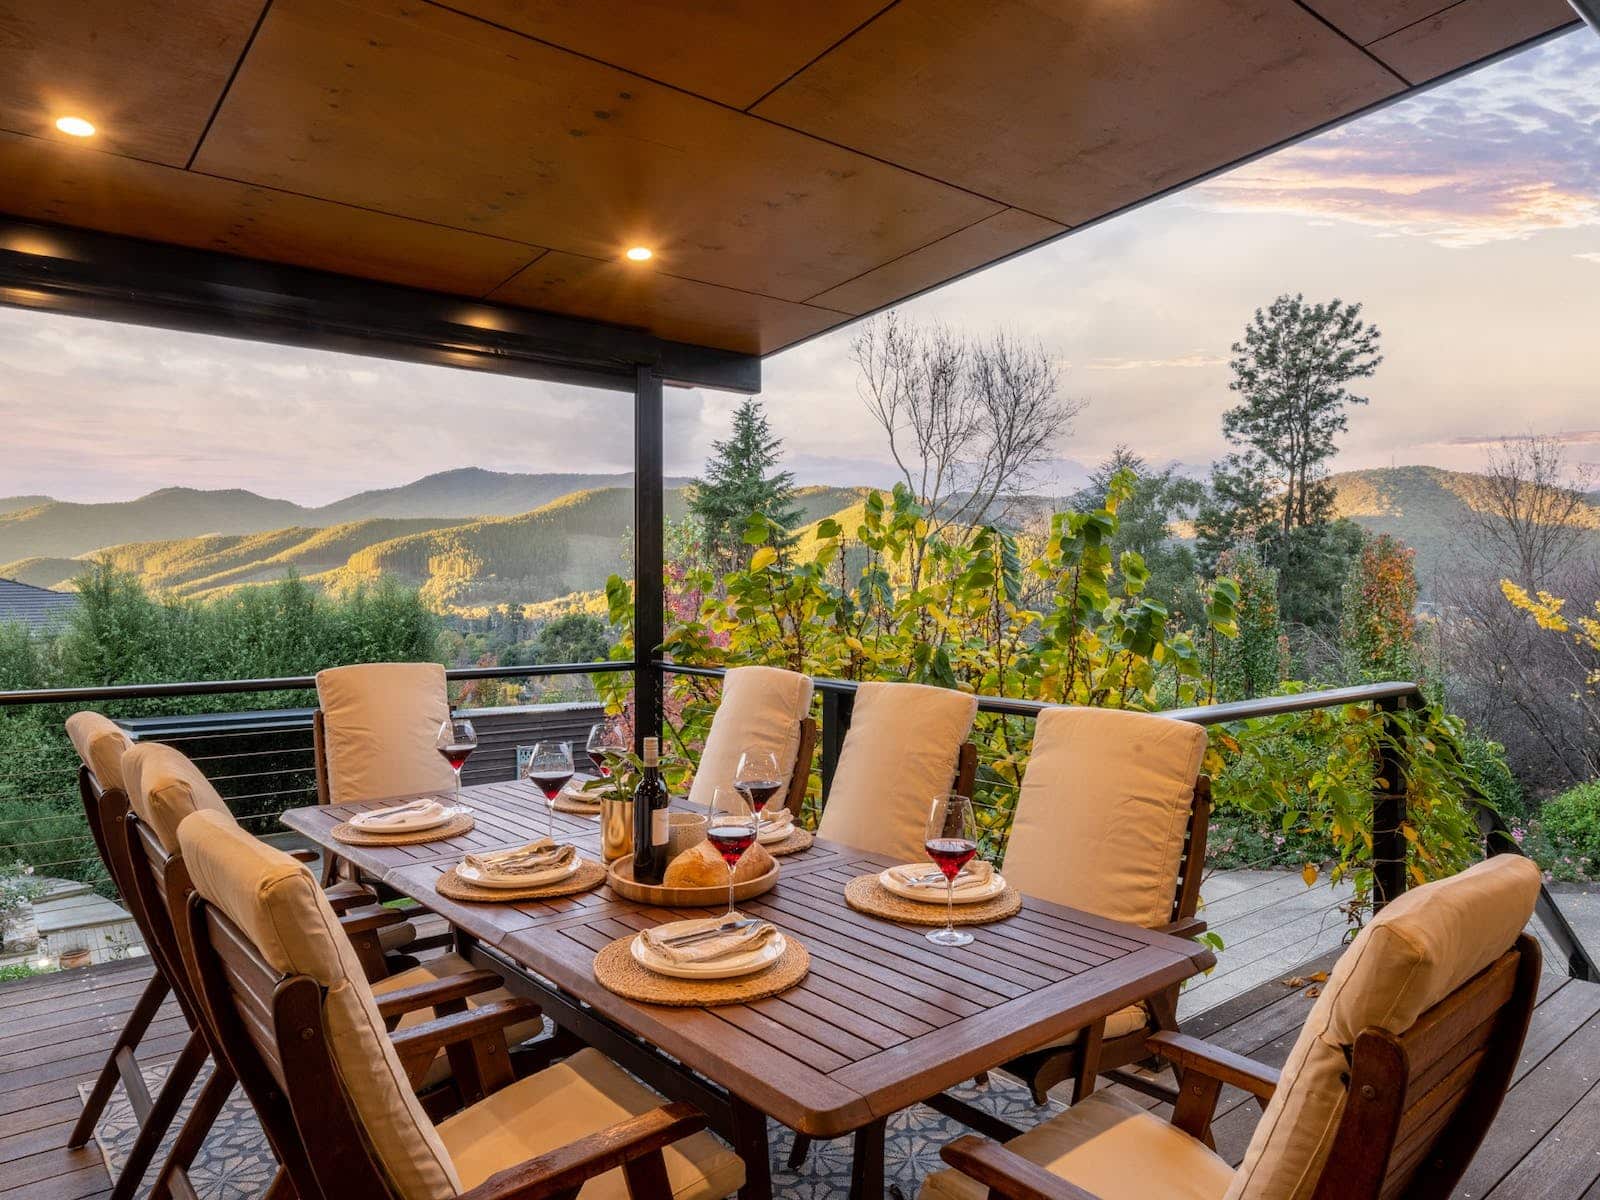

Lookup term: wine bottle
[632,736,671,884]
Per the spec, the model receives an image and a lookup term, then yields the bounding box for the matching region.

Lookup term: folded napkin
[561,777,607,803]
[463,838,576,881]
[639,915,779,965]
[758,807,794,835]
[889,859,994,897]
[350,799,448,829]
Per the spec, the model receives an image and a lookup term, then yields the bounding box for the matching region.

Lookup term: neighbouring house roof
[0,577,78,634]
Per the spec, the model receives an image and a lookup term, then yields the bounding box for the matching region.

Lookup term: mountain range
[3,466,1595,615]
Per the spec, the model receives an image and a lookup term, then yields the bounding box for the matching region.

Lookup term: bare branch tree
[850,312,1078,539]
[1456,435,1597,587]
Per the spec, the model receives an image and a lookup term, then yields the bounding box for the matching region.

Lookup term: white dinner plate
[455,855,581,890]
[878,865,1007,905]
[349,804,457,833]
[631,926,786,980]
[756,816,795,844]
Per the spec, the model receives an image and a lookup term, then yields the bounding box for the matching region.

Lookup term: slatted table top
[282,781,1215,1136]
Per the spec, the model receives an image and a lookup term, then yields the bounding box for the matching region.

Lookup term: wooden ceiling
[0,0,1579,357]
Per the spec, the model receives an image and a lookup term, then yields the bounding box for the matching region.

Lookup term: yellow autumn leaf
[1301,862,1318,887]
[749,546,777,571]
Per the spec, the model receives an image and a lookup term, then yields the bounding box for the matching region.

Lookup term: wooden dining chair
[984,706,1212,1108]
[170,807,746,1200]
[924,855,1544,1200]
[815,680,980,862]
[685,664,817,817]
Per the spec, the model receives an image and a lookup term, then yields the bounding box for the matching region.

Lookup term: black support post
[818,689,855,802]
[1372,694,1411,912]
[633,365,665,754]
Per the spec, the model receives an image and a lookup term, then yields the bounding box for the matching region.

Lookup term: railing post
[1372,693,1412,912]
[632,364,665,753]
[819,689,854,802]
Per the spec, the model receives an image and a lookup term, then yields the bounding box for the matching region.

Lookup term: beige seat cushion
[66,711,134,794]
[438,1047,744,1200]
[375,953,544,1090]
[1031,1002,1149,1051]
[818,682,978,863]
[1003,706,1206,929]
[179,810,461,1200]
[686,666,814,812]
[922,1089,1233,1200]
[317,662,456,804]
[123,742,237,852]
[1226,855,1542,1200]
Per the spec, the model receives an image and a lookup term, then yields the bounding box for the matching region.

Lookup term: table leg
[849,1118,886,1200]
[730,1098,772,1200]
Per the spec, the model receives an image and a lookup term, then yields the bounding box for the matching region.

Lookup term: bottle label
[651,808,670,845]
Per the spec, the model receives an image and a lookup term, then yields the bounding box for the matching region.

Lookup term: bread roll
[663,839,775,888]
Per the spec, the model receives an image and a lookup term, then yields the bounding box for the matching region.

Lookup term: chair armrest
[288,848,320,865]
[389,998,539,1061]
[939,1135,1104,1200]
[376,969,505,1019]
[339,905,408,936]
[1157,916,1207,939]
[1147,1031,1280,1100]
[458,1103,708,1200]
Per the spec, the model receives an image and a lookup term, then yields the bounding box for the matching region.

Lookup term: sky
[2,29,1598,506]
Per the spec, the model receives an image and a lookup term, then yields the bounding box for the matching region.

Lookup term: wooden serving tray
[607,854,779,907]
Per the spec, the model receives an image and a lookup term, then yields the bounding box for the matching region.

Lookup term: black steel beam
[0,217,760,394]
[633,365,666,751]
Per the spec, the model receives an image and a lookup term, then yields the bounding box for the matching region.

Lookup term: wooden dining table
[281,780,1215,1200]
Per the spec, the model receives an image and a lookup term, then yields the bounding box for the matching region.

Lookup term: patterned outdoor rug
[85,1059,1062,1198]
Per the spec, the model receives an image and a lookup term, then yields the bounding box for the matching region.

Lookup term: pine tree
[689,399,802,569]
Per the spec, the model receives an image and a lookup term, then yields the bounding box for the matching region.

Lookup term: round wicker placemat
[763,827,814,857]
[330,810,475,847]
[553,794,604,815]
[435,857,606,902]
[843,875,1022,926]
[592,934,809,1007]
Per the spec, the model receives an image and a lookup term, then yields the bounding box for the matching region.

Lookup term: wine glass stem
[727,866,737,920]
[454,768,462,805]
[946,879,956,936]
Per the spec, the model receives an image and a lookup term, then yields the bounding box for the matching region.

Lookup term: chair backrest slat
[1171,776,1211,924]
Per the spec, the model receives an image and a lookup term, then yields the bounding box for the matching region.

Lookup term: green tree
[1223,294,1382,536]
[529,613,613,665]
[1212,546,1285,701]
[1340,533,1419,683]
[1072,446,1203,616]
[688,398,802,570]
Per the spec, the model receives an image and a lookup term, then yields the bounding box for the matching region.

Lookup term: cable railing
[1,659,1592,980]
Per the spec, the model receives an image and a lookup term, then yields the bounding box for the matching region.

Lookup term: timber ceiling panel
[191,0,1000,305]
[0,0,1580,357]
[1365,0,1579,84]
[438,0,895,110]
[0,132,542,295]
[0,0,264,166]
[752,0,1407,227]
[489,251,848,354]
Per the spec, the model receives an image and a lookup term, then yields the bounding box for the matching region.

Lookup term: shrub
[1540,781,1600,881]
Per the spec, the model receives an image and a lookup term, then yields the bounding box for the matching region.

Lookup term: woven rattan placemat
[592,933,809,1007]
[434,857,606,902]
[330,810,475,846]
[763,827,814,857]
[843,874,1022,926]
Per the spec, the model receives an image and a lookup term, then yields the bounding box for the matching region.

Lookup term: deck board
[1,946,1596,1200]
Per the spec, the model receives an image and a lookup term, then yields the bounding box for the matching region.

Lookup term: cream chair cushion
[922,1089,1233,1200]
[686,666,815,812]
[178,810,462,1200]
[317,662,456,804]
[1033,1002,1149,1050]
[66,711,134,794]
[123,742,237,853]
[1003,706,1206,929]
[817,682,978,863]
[438,1047,744,1200]
[1227,854,1541,1200]
[375,953,544,1090]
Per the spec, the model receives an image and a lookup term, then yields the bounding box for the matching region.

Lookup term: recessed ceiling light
[54,115,95,137]
[625,246,653,262]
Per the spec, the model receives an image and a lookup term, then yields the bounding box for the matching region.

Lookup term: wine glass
[733,748,783,820]
[524,741,575,840]
[586,718,627,779]
[434,718,477,806]
[706,785,758,920]
[925,794,978,947]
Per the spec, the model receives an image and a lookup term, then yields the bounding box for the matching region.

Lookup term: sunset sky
[2,29,1597,506]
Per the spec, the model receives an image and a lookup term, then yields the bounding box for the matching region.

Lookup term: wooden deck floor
[2,951,1597,1199]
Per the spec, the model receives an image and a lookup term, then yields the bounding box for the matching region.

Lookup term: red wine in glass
[529,770,573,801]
[925,837,978,880]
[708,824,757,867]
[734,779,783,813]
[437,743,475,771]
[588,750,611,776]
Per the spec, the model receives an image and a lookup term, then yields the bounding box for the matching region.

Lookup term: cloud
[1577,251,1600,264]
[1193,32,1600,247]
[1076,352,1225,371]
[1426,429,1600,449]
